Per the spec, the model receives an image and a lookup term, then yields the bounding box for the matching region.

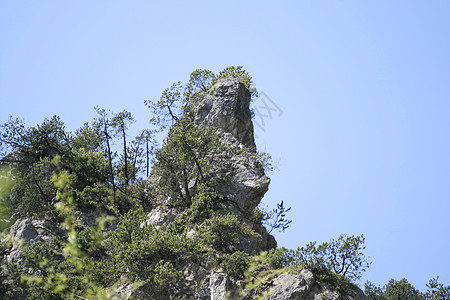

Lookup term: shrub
[218,251,251,280]
[295,234,371,281]
[199,214,243,252]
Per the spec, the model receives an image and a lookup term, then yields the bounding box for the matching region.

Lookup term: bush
[265,247,296,269]
[187,183,223,224]
[295,234,371,281]
[107,207,202,285]
[10,157,58,216]
[218,251,251,280]
[199,214,243,252]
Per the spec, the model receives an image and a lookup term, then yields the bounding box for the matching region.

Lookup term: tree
[140,129,155,178]
[94,107,117,203]
[185,69,216,99]
[263,200,292,234]
[151,117,226,204]
[383,279,423,300]
[0,115,69,161]
[0,116,27,158]
[145,81,184,130]
[20,170,119,299]
[365,277,450,300]
[71,122,102,152]
[198,214,244,252]
[365,279,424,300]
[217,251,251,280]
[296,234,371,281]
[112,110,135,187]
[0,167,14,231]
[425,277,450,300]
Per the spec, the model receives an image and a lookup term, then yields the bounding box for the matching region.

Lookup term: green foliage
[0,167,14,230]
[383,279,423,300]
[146,81,184,129]
[365,281,386,300]
[0,105,154,217]
[21,241,70,300]
[264,247,296,269]
[10,157,58,215]
[296,234,371,282]
[214,66,258,98]
[187,183,224,224]
[263,200,292,234]
[68,148,110,189]
[71,122,102,152]
[426,277,450,300]
[0,115,69,159]
[241,250,301,300]
[0,170,15,298]
[27,116,70,157]
[198,214,243,252]
[77,182,112,210]
[148,260,182,293]
[243,248,296,285]
[186,69,216,99]
[0,116,27,157]
[112,110,135,187]
[19,170,119,299]
[218,251,251,280]
[365,277,450,300]
[152,117,226,204]
[106,207,201,293]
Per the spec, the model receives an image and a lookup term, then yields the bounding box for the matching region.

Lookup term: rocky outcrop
[141,78,367,299]
[146,78,275,253]
[192,79,255,150]
[216,269,366,300]
[1,78,367,300]
[192,79,269,212]
[6,218,58,264]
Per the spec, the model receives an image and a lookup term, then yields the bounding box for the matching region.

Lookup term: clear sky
[1,0,449,291]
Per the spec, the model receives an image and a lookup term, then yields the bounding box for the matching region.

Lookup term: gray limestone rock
[265,270,315,300]
[210,271,229,300]
[242,269,367,300]
[192,78,255,150]
[7,218,58,263]
[209,270,240,300]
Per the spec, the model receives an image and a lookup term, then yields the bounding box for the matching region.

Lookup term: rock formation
[141,79,367,299]
[1,78,367,300]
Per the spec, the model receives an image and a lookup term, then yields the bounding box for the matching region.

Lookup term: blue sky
[1,1,449,290]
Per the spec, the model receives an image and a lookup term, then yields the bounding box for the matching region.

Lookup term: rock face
[6,218,59,264]
[192,79,256,150]
[265,271,315,300]
[192,79,267,212]
[147,78,275,253]
[206,269,366,300]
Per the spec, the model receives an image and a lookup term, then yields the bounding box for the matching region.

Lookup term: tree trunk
[104,123,116,203]
[122,125,129,186]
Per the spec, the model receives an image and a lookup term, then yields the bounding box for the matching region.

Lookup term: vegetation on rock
[1,66,447,299]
